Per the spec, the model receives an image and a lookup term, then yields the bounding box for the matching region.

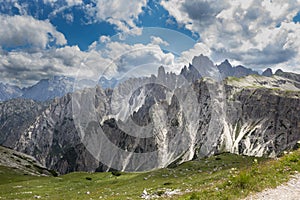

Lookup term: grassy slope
[0,149,299,200]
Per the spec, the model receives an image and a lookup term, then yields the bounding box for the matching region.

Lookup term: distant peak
[192,54,214,68]
[275,69,284,74]
[262,68,273,77]
[219,59,232,68]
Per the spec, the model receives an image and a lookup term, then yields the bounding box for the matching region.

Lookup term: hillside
[0,146,55,184]
[0,147,299,199]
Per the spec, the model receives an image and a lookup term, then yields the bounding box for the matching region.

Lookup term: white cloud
[179,42,211,64]
[150,36,169,46]
[44,0,82,7]
[65,0,82,6]
[100,40,175,77]
[87,0,148,34]
[12,1,28,15]
[161,0,300,71]
[0,15,67,51]
[99,35,111,43]
[64,13,74,23]
[0,45,114,86]
[0,39,177,86]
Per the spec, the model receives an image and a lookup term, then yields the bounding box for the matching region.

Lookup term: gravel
[243,173,300,200]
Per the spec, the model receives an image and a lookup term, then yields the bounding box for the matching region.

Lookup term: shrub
[189,193,200,200]
[111,171,121,176]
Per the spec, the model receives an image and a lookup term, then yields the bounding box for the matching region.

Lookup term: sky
[0,0,300,87]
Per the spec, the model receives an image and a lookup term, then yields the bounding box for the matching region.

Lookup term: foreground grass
[0,149,299,200]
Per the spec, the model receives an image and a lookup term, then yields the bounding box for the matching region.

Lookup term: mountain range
[0,55,299,175]
[0,75,118,102]
[0,56,292,102]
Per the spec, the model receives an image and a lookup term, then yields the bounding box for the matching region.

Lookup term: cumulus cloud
[87,0,147,34]
[0,40,176,86]
[0,15,67,51]
[43,0,82,7]
[150,36,169,46]
[99,39,175,77]
[99,35,111,43]
[179,42,211,64]
[161,0,300,70]
[0,45,116,86]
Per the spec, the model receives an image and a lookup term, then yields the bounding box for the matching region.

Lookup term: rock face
[0,56,300,174]
[0,99,47,147]
[223,75,300,156]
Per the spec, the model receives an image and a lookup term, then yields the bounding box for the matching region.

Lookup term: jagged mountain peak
[192,54,215,69]
[157,65,166,79]
[217,60,258,79]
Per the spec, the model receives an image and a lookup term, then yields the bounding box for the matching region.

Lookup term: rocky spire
[157,65,166,80]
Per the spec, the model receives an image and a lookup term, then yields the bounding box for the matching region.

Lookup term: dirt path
[243,173,300,200]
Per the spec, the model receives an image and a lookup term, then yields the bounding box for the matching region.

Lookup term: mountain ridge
[0,56,295,102]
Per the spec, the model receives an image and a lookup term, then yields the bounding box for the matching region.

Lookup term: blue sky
[0,0,300,86]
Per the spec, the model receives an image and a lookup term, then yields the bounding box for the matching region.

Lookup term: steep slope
[0,145,54,177]
[0,99,47,147]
